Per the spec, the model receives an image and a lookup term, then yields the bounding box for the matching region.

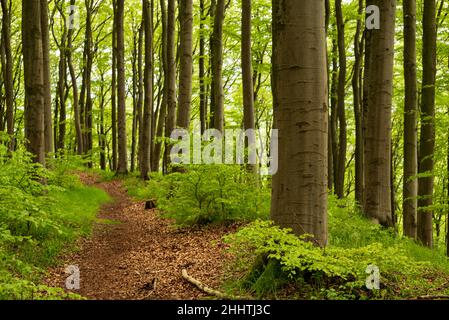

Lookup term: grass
[0,176,110,299]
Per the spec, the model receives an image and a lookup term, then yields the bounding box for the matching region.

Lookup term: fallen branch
[181,269,251,300]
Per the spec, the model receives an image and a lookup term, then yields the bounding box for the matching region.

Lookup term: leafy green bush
[223,220,435,299]
[137,165,270,226]
[0,143,109,299]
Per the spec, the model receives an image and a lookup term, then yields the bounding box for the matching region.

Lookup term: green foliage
[0,145,109,299]
[223,196,449,300]
[126,165,270,226]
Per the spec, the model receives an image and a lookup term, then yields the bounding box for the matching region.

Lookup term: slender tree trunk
[363,0,396,227]
[403,0,418,239]
[80,0,94,162]
[176,0,193,129]
[116,0,128,174]
[271,0,328,246]
[211,0,225,132]
[55,2,67,153]
[325,0,333,190]
[199,0,206,134]
[111,0,118,170]
[330,37,338,191]
[131,26,140,173]
[99,73,107,170]
[140,0,153,180]
[151,0,168,172]
[22,0,45,165]
[163,0,177,172]
[335,0,347,199]
[41,0,53,156]
[1,0,14,151]
[418,0,436,248]
[242,0,256,173]
[67,1,83,155]
[352,0,364,206]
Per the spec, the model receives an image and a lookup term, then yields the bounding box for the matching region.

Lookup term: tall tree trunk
[116,0,128,174]
[99,73,107,170]
[111,0,118,170]
[325,0,333,190]
[330,37,338,191]
[131,25,140,173]
[403,0,418,239]
[1,0,14,151]
[363,0,396,227]
[151,0,168,172]
[418,0,436,248]
[22,0,45,165]
[242,0,256,173]
[176,0,193,129]
[67,0,83,155]
[335,0,347,199]
[352,0,364,206]
[199,0,206,134]
[80,0,94,161]
[163,0,177,172]
[140,0,153,180]
[55,1,68,153]
[271,0,328,246]
[211,0,225,132]
[41,0,53,156]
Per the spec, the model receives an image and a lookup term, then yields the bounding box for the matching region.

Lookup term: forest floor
[44,173,238,300]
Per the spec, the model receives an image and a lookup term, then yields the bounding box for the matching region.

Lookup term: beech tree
[271,0,328,246]
[363,0,396,227]
[22,0,46,165]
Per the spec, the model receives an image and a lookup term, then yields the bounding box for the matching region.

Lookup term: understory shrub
[223,220,437,299]
[142,165,270,226]
[0,143,108,299]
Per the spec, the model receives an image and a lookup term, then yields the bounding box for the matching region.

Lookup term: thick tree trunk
[335,0,347,199]
[363,0,396,227]
[176,0,193,129]
[1,0,14,151]
[403,0,418,239]
[271,0,328,246]
[140,0,153,180]
[22,0,45,165]
[211,0,225,132]
[418,0,436,248]
[116,0,128,174]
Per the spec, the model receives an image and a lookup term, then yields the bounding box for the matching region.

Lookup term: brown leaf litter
[44,173,239,300]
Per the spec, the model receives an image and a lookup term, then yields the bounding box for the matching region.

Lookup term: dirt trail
[45,173,237,300]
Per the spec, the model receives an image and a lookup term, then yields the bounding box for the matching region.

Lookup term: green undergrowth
[0,147,110,300]
[124,165,270,226]
[222,195,449,300]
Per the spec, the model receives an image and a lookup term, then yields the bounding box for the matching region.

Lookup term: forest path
[45,173,235,300]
